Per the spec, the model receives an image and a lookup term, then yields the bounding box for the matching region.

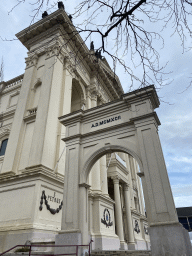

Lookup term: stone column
[55,137,90,254]
[55,137,83,255]
[100,155,108,195]
[133,158,145,215]
[79,184,90,246]
[112,176,127,250]
[86,89,92,109]
[125,154,134,209]
[91,160,101,193]
[91,91,97,108]
[129,155,137,189]
[134,113,192,256]
[124,183,135,250]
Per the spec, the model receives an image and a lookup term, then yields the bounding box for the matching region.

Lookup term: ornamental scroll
[101,208,113,228]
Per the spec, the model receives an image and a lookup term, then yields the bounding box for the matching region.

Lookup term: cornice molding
[25,53,38,69]
[130,111,161,128]
[16,9,122,99]
[0,125,11,139]
[0,165,64,184]
[0,109,16,122]
[45,41,66,63]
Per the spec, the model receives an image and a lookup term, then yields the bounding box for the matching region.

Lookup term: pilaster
[91,160,101,193]
[132,113,178,225]
[100,155,108,195]
[1,53,38,174]
[112,176,127,250]
[54,57,73,175]
[28,48,63,168]
[124,183,136,249]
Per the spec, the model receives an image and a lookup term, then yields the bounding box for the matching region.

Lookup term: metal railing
[0,240,93,256]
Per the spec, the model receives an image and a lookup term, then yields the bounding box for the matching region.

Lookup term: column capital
[45,41,66,63]
[25,53,38,69]
[91,92,97,101]
[64,57,75,76]
[124,183,130,191]
[111,176,120,184]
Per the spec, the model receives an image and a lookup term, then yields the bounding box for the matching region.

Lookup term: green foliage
[15,247,30,252]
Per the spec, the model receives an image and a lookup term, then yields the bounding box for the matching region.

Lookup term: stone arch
[30,78,42,108]
[71,78,86,112]
[80,140,143,185]
[33,78,42,90]
[58,86,191,256]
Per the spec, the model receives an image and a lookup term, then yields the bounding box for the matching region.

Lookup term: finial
[95,49,102,59]
[68,15,72,22]
[42,11,48,19]
[58,1,64,9]
[90,41,94,51]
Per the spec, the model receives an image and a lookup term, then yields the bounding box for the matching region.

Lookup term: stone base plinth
[149,223,192,256]
[91,235,120,251]
[120,241,128,250]
[92,235,120,251]
[55,231,85,256]
[128,243,136,250]
[0,230,56,253]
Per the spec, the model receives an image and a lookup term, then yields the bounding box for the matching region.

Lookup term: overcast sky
[0,0,191,208]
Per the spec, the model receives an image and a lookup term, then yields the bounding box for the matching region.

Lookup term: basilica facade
[0,7,150,252]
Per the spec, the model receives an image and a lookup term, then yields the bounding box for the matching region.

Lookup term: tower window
[0,139,8,156]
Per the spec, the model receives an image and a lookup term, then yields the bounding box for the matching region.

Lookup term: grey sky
[0,0,191,208]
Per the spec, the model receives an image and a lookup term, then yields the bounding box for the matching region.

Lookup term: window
[0,139,8,156]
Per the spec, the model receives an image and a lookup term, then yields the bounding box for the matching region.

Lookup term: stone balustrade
[0,74,24,90]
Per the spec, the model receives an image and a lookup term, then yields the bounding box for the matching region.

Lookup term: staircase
[91,250,151,256]
[1,242,151,256]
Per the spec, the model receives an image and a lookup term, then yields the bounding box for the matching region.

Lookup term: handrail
[0,240,93,256]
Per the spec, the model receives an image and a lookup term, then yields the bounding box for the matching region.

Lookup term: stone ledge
[91,250,151,256]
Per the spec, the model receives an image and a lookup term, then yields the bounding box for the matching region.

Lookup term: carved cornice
[0,109,16,122]
[0,125,11,139]
[16,9,123,99]
[45,41,66,63]
[0,164,65,184]
[25,54,38,69]
[64,57,75,76]
[91,92,97,101]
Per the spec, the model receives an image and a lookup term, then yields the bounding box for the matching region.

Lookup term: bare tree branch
[4,0,192,91]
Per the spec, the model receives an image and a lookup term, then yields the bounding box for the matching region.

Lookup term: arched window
[0,139,8,156]
[71,79,85,113]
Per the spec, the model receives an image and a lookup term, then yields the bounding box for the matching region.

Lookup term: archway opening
[71,79,85,113]
[87,151,150,251]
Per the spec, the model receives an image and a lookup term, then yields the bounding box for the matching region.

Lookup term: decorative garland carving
[39,190,63,215]
[101,208,113,228]
[134,219,140,234]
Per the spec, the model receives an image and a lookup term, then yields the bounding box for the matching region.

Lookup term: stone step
[3,251,151,256]
[90,250,151,256]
